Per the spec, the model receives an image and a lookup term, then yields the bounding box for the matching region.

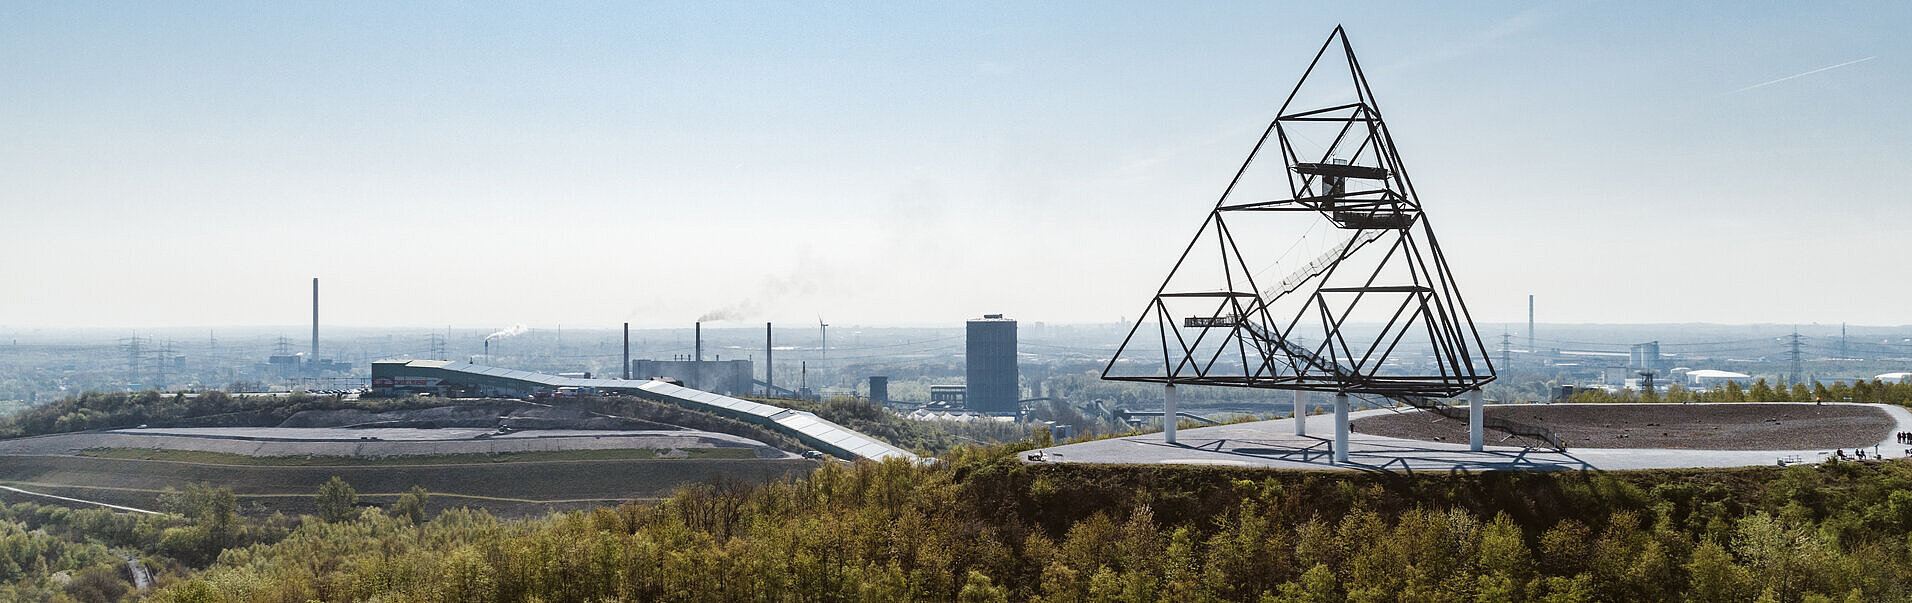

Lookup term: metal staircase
[1262,229,1387,300]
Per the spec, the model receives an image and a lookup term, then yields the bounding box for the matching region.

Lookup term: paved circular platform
[1030,403,1912,472]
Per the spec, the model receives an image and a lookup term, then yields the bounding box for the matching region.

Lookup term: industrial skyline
[2,3,1907,329]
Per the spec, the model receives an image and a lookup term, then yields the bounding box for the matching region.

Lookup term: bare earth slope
[1354,403,1895,450]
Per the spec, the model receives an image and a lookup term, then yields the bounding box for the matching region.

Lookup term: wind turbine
[818,316,829,393]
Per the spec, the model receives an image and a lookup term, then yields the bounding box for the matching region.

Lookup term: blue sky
[1,2,1906,329]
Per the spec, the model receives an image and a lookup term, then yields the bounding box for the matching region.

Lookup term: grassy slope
[0,454,817,517]
[72,446,757,465]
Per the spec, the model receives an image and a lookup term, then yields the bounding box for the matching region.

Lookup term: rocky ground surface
[1354,403,1896,450]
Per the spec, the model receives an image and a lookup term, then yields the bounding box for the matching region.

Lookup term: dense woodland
[0,441,1910,601]
[7,390,1912,600]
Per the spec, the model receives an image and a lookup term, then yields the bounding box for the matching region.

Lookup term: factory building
[1628,341,1665,372]
[266,354,350,378]
[264,278,349,378]
[928,385,967,408]
[965,314,1019,414]
[629,359,754,397]
[1687,369,1754,389]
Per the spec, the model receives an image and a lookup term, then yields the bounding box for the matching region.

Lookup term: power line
[1500,330,1513,371]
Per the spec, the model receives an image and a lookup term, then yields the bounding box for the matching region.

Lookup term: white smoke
[485,324,528,341]
[697,268,828,323]
[699,304,755,323]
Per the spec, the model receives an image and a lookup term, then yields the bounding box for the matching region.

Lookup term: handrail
[1392,394,1565,451]
[1261,229,1386,300]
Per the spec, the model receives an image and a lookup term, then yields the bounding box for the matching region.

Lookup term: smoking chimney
[693,322,702,389]
[623,322,631,379]
[311,278,319,361]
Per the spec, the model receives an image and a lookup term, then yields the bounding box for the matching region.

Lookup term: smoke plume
[485,324,528,341]
[699,305,754,322]
[696,266,828,323]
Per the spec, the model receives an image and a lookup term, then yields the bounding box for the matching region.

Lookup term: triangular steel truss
[1103,27,1495,399]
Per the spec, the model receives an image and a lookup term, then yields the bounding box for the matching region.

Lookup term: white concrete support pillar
[1333,392,1349,463]
[1293,390,1308,436]
[1468,389,1485,451]
[1163,383,1179,444]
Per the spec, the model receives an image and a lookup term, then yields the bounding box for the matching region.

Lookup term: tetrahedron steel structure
[1103,27,1496,400]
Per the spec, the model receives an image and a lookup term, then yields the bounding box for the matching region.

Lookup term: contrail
[1729,56,1875,94]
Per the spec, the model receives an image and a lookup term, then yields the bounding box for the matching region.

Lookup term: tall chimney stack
[311,278,319,361]
[693,322,702,390]
[765,322,773,395]
[623,322,631,379]
[1527,294,1535,365]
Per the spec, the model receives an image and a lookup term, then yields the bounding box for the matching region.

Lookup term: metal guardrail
[1394,395,1566,451]
[1113,409,1222,425]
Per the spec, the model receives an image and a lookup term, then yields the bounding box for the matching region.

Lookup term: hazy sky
[2,2,1907,330]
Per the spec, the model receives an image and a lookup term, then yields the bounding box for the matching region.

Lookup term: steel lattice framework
[1103,27,1497,399]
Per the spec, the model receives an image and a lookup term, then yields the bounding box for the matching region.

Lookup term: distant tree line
[0,391,442,439]
[0,390,1034,457]
[1567,378,1912,405]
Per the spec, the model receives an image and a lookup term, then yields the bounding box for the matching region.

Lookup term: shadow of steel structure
[1102,27,1542,453]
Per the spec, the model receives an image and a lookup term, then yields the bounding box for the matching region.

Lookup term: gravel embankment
[1353,403,1896,450]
